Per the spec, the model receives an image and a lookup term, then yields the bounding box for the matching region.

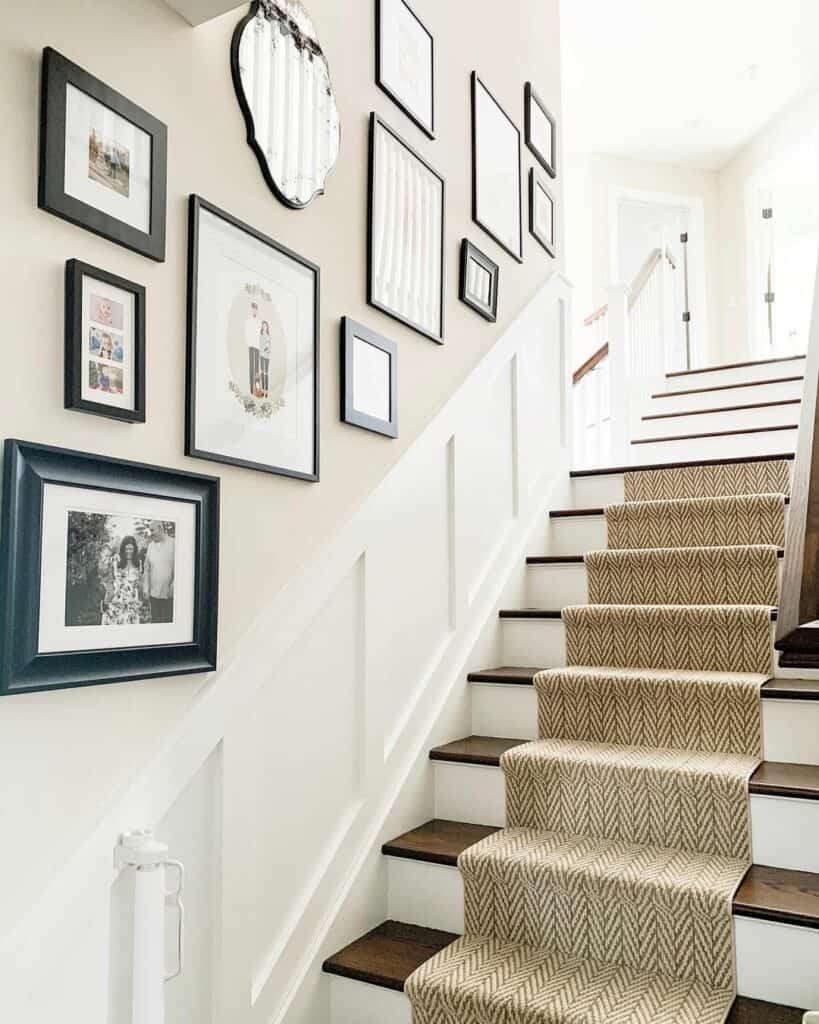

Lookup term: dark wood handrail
[775,259,819,666]
[573,343,609,385]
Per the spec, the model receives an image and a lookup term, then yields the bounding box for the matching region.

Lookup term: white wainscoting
[0,273,572,1024]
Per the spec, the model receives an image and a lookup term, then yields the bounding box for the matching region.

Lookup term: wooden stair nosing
[643,399,801,422]
[322,920,806,1019]
[528,551,785,564]
[666,355,806,380]
[632,424,799,446]
[429,736,819,800]
[467,667,819,700]
[381,820,819,932]
[653,376,804,400]
[570,452,795,479]
[551,498,789,517]
[498,607,778,622]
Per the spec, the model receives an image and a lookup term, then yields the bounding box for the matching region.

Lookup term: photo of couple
[225,281,288,420]
[64,512,176,628]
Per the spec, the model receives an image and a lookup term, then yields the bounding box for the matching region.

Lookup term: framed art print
[376,0,435,139]
[65,259,146,422]
[38,47,167,261]
[530,168,556,258]
[525,82,557,179]
[459,239,499,322]
[368,113,445,344]
[0,440,219,695]
[471,72,523,263]
[340,317,398,438]
[186,195,320,481]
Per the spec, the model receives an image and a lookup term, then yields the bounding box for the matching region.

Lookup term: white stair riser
[329,975,411,1024]
[527,561,784,609]
[647,377,804,414]
[432,761,819,873]
[501,618,778,671]
[548,516,607,556]
[661,359,806,390]
[471,683,819,766]
[630,428,799,464]
[571,474,625,507]
[385,858,819,1008]
[637,403,801,438]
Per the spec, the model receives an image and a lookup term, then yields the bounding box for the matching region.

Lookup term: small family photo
[64,511,176,628]
[88,127,130,198]
[226,281,288,420]
[90,291,124,330]
[88,361,124,394]
[89,326,124,363]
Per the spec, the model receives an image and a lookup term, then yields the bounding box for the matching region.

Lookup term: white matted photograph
[529,168,556,258]
[187,196,320,481]
[459,238,499,322]
[471,72,523,263]
[524,81,557,179]
[340,317,398,438]
[376,0,435,139]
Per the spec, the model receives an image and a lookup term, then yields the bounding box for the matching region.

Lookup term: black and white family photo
[64,511,176,627]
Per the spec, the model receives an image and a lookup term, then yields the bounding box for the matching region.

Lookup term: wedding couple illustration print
[227,282,288,421]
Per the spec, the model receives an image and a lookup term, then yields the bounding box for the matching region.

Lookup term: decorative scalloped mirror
[231,0,341,209]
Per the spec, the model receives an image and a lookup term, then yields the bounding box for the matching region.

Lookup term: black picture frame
[186,195,321,482]
[459,240,499,322]
[529,168,557,258]
[367,113,446,344]
[471,72,524,264]
[524,82,557,179]
[375,0,435,140]
[64,259,146,423]
[38,47,167,262]
[0,440,219,696]
[340,317,398,438]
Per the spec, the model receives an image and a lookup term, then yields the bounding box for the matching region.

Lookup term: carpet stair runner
[405,459,789,1024]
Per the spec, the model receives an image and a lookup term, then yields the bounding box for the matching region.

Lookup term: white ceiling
[560,0,819,170]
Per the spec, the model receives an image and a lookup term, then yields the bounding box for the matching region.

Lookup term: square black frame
[186,194,321,482]
[340,317,398,438]
[38,47,168,261]
[375,0,435,140]
[0,440,219,696]
[367,113,446,344]
[65,259,146,423]
[529,168,557,258]
[471,72,524,264]
[459,239,499,322]
[524,82,557,180]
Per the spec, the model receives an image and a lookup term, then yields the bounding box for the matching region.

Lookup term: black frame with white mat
[375,0,435,139]
[64,259,146,423]
[340,317,398,438]
[38,47,167,261]
[529,168,556,258]
[0,440,220,696]
[459,239,499,322]
[524,82,557,180]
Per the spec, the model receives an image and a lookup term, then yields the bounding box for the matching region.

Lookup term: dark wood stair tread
[735,864,819,929]
[322,920,457,991]
[498,608,778,621]
[549,506,604,518]
[654,376,804,399]
[633,424,798,445]
[666,355,805,379]
[570,452,795,479]
[643,399,801,421]
[323,921,805,1019]
[527,555,585,564]
[382,819,500,866]
[431,736,819,800]
[467,666,540,684]
[761,677,819,700]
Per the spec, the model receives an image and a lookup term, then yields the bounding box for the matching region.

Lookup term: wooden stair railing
[775,252,819,667]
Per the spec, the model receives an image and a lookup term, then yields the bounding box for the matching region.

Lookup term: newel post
[605,282,632,463]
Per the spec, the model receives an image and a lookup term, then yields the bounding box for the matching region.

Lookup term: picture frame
[471,72,523,264]
[340,317,398,438]
[38,47,167,262]
[0,440,219,696]
[186,195,320,481]
[524,82,557,179]
[376,0,435,139]
[64,259,146,423]
[529,168,557,258]
[459,239,499,322]
[368,113,446,344]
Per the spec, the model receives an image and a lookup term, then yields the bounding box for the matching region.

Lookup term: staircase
[320,377,819,1023]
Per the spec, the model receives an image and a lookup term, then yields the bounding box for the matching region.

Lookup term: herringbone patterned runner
[585,545,779,606]
[407,459,776,1023]
[623,459,790,502]
[605,493,785,550]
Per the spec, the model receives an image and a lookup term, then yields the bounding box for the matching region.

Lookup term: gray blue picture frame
[340,317,398,438]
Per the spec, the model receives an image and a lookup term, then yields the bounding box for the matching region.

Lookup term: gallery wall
[0,0,564,1018]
